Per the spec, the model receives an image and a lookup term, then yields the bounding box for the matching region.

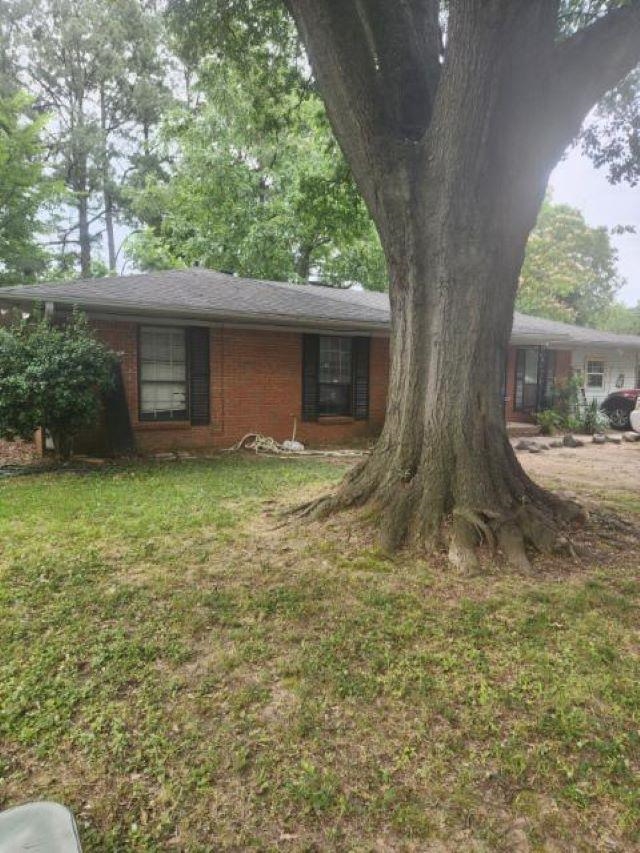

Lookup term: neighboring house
[0,269,639,453]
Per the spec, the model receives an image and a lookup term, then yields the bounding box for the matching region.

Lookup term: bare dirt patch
[517,440,639,503]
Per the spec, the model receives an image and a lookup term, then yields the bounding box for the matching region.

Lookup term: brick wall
[91,319,390,453]
[91,320,580,452]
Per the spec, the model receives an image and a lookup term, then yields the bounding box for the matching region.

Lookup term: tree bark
[286,0,640,568]
[101,85,117,273]
[77,173,92,279]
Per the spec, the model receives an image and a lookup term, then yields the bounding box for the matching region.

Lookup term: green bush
[0,310,116,459]
[534,409,564,435]
[537,375,609,435]
[580,398,610,435]
[548,374,582,418]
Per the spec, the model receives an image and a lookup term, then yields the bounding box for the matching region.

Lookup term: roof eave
[0,293,390,335]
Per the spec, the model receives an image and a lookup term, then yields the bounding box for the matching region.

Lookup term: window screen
[139,326,188,420]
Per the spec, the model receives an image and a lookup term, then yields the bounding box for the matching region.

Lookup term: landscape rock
[549,440,563,448]
[623,432,640,443]
[515,440,533,451]
[592,433,607,444]
[605,434,622,444]
[528,445,541,453]
[562,434,584,448]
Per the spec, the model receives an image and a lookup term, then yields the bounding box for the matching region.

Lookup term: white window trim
[585,356,606,390]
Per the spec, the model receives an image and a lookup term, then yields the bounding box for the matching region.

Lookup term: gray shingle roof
[0,268,638,349]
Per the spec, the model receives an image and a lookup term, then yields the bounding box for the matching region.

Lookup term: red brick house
[1,269,639,454]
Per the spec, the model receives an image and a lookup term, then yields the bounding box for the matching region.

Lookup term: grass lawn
[1,456,639,851]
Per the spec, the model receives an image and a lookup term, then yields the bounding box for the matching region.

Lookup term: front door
[514,347,556,414]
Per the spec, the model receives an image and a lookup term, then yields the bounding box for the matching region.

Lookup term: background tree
[6,0,174,277]
[0,312,116,459]
[0,91,55,283]
[582,68,640,185]
[127,63,386,287]
[597,299,640,333]
[170,0,640,570]
[517,198,622,325]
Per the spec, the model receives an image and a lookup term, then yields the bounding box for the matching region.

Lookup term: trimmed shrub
[0,311,116,459]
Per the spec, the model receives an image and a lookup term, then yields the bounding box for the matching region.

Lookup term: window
[318,336,353,416]
[139,326,188,421]
[301,334,369,422]
[586,359,605,389]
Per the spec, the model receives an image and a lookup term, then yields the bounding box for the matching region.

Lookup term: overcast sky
[550,148,640,306]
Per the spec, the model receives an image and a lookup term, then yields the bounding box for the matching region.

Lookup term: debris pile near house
[226,433,369,458]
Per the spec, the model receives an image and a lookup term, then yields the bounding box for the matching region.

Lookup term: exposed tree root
[497,521,531,573]
[285,422,640,572]
[285,450,607,572]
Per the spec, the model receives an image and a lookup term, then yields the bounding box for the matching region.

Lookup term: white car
[630,397,640,433]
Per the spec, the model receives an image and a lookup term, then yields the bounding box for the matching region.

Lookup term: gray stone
[605,434,622,444]
[562,434,584,448]
[515,440,532,451]
[528,446,541,453]
[623,432,640,442]
[592,433,607,444]
[549,440,563,448]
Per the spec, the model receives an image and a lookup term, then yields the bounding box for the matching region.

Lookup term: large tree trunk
[286,0,640,569]
[305,173,576,571]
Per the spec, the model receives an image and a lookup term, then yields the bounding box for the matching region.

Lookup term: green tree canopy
[6,0,176,276]
[0,90,54,284]
[597,299,640,333]
[127,64,386,287]
[517,199,622,325]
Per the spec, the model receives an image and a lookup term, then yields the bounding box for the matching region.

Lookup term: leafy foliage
[582,69,640,185]
[0,91,56,283]
[537,375,611,435]
[517,199,622,325]
[128,65,386,287]
[581,398,611,434]
[0,312,116,457]
[5,0,176,276]
[597,300,640,333]
[534,409,565,435]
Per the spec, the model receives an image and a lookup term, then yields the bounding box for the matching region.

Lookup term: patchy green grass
[1,456,639,850]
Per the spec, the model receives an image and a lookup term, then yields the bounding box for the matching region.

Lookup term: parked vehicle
[600,389,640,430]
[630,397,640,434]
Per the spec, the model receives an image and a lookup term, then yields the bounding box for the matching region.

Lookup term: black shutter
[104,362,135,454]
[188,327,210,425]
[352,336,370,420]
[302,334,319,422]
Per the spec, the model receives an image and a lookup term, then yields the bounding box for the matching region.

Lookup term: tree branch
[554,1,640,123]
[357,0,441,141]
[285,0,440,221]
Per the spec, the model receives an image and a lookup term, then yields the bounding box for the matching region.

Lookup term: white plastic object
[0,802,82,852]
